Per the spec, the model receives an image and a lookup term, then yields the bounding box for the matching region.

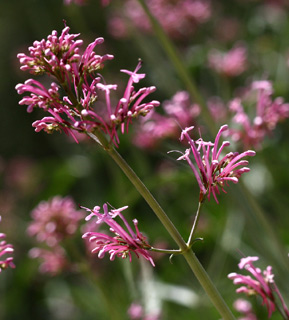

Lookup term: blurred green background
[1,0,289,319]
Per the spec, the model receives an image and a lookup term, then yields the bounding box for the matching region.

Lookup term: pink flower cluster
[177,125,255,203]
[208,45,247,77]
[0,216,15,273]
[229,80,289,149]
[228,256,289,319]
[108,0,211,40]
[82,203,154,266]
[28,196,84,246]
[16,25,159,146]
[133,91,200,149]
[27,196,84,274]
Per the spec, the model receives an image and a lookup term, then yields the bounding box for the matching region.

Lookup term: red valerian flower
[229,80,289,149]
[82,203,155,266]
[27,196,84,247]
[16,25,159,146]
[176,125,255,203]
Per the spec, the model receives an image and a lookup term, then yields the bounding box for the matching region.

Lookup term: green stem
[187,201,203,248]
[91,130,235,320]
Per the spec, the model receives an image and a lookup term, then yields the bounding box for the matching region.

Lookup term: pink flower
[16,25,159,146]
[127,302,161,320]
[132,110,177,149]
[128,303,144,320]
[27,196,84,247]
[0,216,15,272]
[133,91,199,149]
[162,91,200,125]
[29,247,67,275]
[233,299,257,320]
[229,80,289,149]
[208,45,247,77]
[228,256,289,319]
[82,203,155,266]
[176,125,255,203]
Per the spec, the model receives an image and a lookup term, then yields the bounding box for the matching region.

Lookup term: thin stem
[150,247,182,255]
[90,130,235,320]
[187,201,203,248]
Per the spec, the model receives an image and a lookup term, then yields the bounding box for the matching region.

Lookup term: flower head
[133,91,199,149]
[82,203,154,266]
[229,80,289,149]
[177,125,255,203]
[0,216,15,272]
[228,256,289,319]
[208,45,247,77]
[27,196,84,247]
[16,25,159,146]
[233,299,257,320]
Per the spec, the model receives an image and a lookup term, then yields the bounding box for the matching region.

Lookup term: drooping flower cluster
[177,125,255,203]
[228,256,289,319]
[0,216,15,273]
[27,196,84,275]
[133,91,200,149]
[228,80,289,149]
[82,203,154,266]
[208,45,247,77]
[16,25,159,146]
[108,0,211,40]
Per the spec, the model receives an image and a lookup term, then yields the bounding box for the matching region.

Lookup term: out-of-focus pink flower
[132,110,177,149]
[127,302,161,320]
[229,80,289,149]
[208,45,247,77]
[233,299,257,320]
[176,125,255,203]
[0,216,15,272]
[29,247,67,275]
[16,25,159,146]
[228,256,289,319]
[27,196,84,247]
[82,203,155,266]
[133,91,199,149]
[128,303,144,320]
[163,91,200,124]
[108,0,211,40]
[207,96,228,122]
